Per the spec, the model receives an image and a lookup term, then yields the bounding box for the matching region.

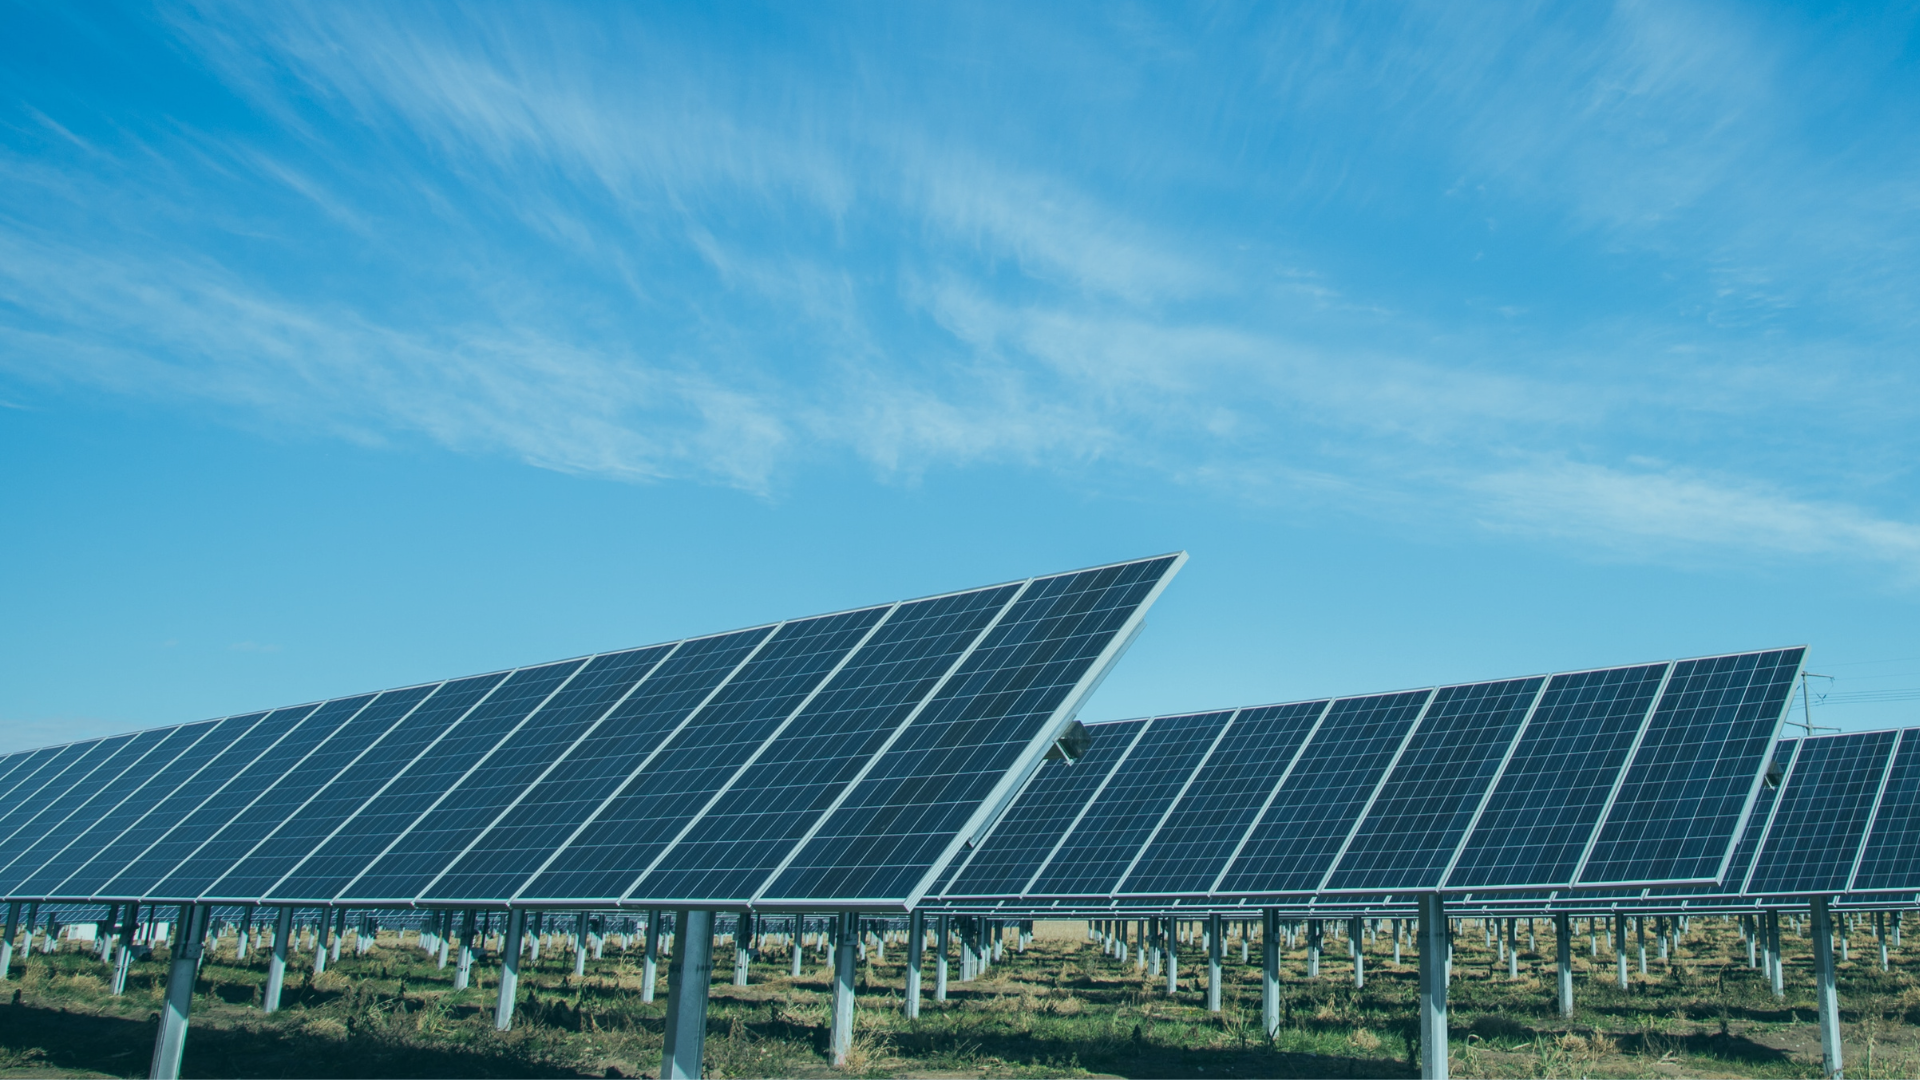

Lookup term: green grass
[0,917,1914,1077]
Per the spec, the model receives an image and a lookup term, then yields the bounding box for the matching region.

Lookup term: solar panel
[1324,677,1544,892]
[49,709,318,898]
[159,685,436,898]
[1114,701,1327,896]
[338,647,672,903]
[3,717,257,897]
[1744,728,1898,895]
[943,719,1148,897]
[103,695,379,899]
[1443,664,1669,889]
[421,630,771,903]
[0,554,1181,911]
[1217,691,1433,895]
[205,674,508,899]
[1575,647,1804,886]
[941,648,1801,904]
[0,729,171,882]
[1024,711,1232,897]
[1851,730,1920,892]
[629,587,1022,904]
[758,557,1180,904]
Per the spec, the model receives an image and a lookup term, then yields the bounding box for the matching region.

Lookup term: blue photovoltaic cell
[338,646,671,901]
[1578,648,1804,885]
[0,737,139,871]
[11,715,263,897]
[163,685,436,898]
[519,609,889,902]
[1746,729,1897,895]
[635,586,1022,903]
[1716,738,1796,892]
[1026,711,1231,896]
[0,749,54,803]
[0,732,157,880]
[423,629,772,903]
[99,694,378,899]
[761,556,1179,903]
[57,707,321,898]
[1116,701,1326,896]
[1853,730,1920,892]
[1216,690,1432,895]
[1326,677,1543,892]
[206,675,504,900]
[270,662,584,901]
[0,746,78,817]
[1445,664,1669,889]
[945,719,1147,897]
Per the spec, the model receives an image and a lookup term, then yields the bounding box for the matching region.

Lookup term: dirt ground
[0,913,1912,1078]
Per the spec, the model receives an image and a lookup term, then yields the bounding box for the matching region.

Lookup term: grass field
[0,914,1915,1078]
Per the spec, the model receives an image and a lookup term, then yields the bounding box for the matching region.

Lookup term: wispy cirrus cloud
[2,1,1918,579]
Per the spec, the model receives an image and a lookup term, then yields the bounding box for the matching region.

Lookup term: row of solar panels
[0,556,1182,909]
[934,648,1806,902]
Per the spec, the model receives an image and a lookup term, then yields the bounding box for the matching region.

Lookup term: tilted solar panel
[944,647,1803,903]
[1745,728,1898,896]
[0,554,1182,911]
[944,718,1148,897]
[1576,648,1804,886]
[1325,677,1543,892]
[1852,730,1920,892]
[1024,711,1231,897]
[1116,701,1326,896]
[1445,664,1669,889]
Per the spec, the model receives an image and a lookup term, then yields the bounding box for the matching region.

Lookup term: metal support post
[791,916,804,978]
[1353,915,1365,988]
[733,912,751,986]
[575,912,589,978]
[905,910,924,1018]
[1418,893,1448,1080]
[263,906,292,1011]
[830,912,858,1067]
[1811,898,1843,1079]
[1637,915,1646,975]
[1262,908,1280,1037]
[935,915,949,1001]
[312,906,329,975]
[643,910,661,1003]
[149,903,209,1080]
[1555,912,1573,1018]
[1615,915,1629,990]
[660,910,715,1080]
[112,901,138,996]
[1769,909,1785,998]
[493,909,526,1031]
[0,901,16,981]
[331,907,344,964]
[1166,916,1179,995]
[1207,913,1223,1012]
[455,910,476,991]
[1307,919,1320,978]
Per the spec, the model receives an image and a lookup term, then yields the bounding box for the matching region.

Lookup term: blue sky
[4,2,1919,751]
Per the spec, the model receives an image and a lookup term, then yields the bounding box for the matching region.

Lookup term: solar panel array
[0,554,1183,909]
[940,647,1805,901]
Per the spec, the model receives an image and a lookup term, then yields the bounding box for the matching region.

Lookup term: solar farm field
[0,914,1912,1079]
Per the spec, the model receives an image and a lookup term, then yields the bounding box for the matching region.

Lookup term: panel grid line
[1314,688,1438,893]
[747,579,1036,905]
[409,642,685,901]
[1208,698,1336,895]
[619,605,903,902]
[1437,677,1553,889]
[1108,709,1240,897]
[331,659,601,901]
[507,623,787,902]
[1567,661,1678,885]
